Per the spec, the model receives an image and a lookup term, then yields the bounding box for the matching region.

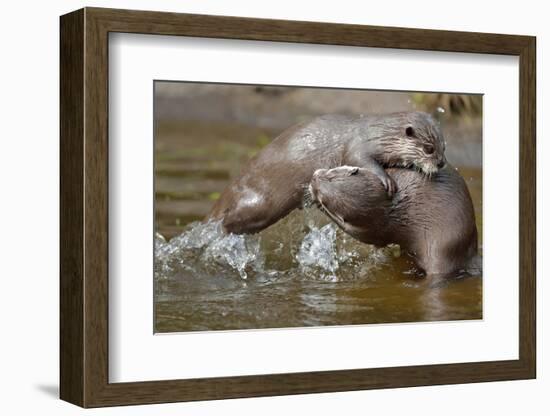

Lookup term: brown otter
[208,112,447,234]
[309,165,479,277]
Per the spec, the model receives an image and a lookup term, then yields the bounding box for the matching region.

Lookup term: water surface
[154,120,482,332]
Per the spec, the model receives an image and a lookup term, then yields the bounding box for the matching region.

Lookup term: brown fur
[208,112,446,234]
[310,165,479,277]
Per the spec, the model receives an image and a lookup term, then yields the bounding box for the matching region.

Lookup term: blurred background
[154,82,482,239]
[154,82,483,332]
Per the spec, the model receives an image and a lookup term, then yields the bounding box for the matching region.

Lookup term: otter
[309,165,479,277]
[208,112,447,234]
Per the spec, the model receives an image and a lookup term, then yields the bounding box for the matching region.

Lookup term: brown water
[154,121,482,333]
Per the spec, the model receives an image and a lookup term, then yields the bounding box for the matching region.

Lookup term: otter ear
[405,126,415,137]
[349,167,359,176]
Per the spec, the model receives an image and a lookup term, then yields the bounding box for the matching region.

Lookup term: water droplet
[154,220,264,280]
[296,223,339,280]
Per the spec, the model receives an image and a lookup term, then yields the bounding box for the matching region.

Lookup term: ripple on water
[154,209,482,332]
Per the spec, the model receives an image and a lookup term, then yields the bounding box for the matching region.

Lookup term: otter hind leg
[222,206,272,234]
[220,189,300,235]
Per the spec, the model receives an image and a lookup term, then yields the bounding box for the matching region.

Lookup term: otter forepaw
[379,175,397,197]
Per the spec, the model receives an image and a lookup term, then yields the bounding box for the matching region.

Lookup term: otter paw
[380,175,397,197]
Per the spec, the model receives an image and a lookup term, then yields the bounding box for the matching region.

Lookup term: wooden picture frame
[60,7,536,408]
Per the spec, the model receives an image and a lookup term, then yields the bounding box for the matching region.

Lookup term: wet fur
[208,112,446,234]
[310,165,479,277]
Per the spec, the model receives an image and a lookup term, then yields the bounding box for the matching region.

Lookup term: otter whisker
[316,199,345,226]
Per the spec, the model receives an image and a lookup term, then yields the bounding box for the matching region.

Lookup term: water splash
[203,231,263,279]
[296,223,340,280]
[294,221,393,282]
[155,220,264,280]
[155,211,397,284]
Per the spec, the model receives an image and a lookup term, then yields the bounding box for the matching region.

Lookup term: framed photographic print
[60,7,536,408]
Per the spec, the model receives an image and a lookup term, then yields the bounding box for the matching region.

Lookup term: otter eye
[349,167,359,176]
[423,144,435,155]
[405,126,415,137]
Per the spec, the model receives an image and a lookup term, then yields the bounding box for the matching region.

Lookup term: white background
[0,0,546,414]
[110,34,519,382]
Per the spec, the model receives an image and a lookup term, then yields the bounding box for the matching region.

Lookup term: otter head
[371,111,446,176]
[309,166,389,236]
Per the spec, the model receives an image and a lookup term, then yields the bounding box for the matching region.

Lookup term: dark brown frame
[60,7,536,408]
